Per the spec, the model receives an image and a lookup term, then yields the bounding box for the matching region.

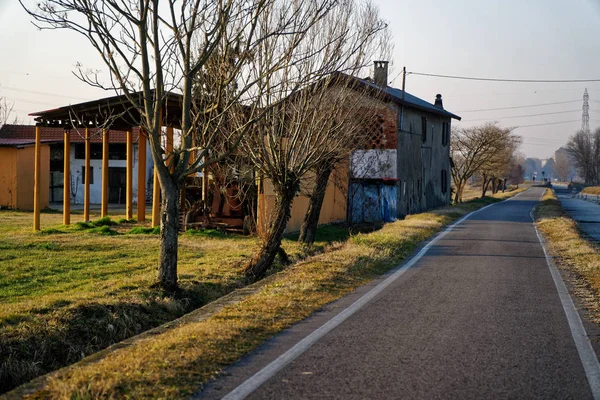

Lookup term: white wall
[68,142,154,204]
[351,149,397,179]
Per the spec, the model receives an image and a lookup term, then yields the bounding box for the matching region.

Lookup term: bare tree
[478,130,520,197]
[451,122,520,203]
[566,129,600,185]
[296,90,387,245]
[553,152,571,182]
[22,0,346,291]
[507,152,526,187]
[0,95,18,128]
[242,1,389,280]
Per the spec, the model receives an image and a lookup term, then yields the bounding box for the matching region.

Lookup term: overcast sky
[1,0,600,159]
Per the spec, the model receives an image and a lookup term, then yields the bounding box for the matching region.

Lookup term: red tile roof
[0,125,141,144]
[0,138,56,147]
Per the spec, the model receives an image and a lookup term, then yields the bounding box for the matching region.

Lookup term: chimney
[434,94,444,109]
[373,61,389,88]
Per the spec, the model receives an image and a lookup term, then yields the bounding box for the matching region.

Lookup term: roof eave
[349,77,462,121]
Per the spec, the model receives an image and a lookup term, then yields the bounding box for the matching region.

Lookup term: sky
[1,0,600,159]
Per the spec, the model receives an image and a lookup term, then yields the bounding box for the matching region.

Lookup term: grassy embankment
[581,186,600,195]
[0,209,346,394]
[2,188,526,399]
[535,189,600,323]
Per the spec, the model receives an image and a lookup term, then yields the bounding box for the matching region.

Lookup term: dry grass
[7,189,526,399]
[459,185,481,202]
[534,189,600,324]
[0,209,345,394]
[581,186,600,195]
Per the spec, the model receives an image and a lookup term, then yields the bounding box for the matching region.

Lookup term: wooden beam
[102,129,109,217]
[84,128,90,222]
[152,124,162,228]
[63,129,70,225]
[152,167,160,227]
[137,129,146,222]
[126,130,133,220]
[33,126,41,231]
[152,119,165,228]
[166,126,174,172]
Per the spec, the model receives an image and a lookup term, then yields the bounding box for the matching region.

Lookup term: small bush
[93,217,116,227]
[185,229,227,239]
[89,226,118,236]
[39,242,60,251]
[73,222,95,230]
[128,227,160,235]
[39,228,64,235]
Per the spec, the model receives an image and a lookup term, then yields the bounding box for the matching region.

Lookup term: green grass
[2,188,526,398]
[0,209,352,394]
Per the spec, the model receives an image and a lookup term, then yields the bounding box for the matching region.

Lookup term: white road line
[221,197,509,400]
[531,198,600,400]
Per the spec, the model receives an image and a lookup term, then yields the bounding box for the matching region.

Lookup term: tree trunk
[245,184,297,281]
[454,181,465,203]
[298,164,332,245]
[157,180,181,292]
[491,177,498,194]
[481,173,489,198]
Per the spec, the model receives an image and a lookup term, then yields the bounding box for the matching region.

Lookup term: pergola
[29,91,184,231]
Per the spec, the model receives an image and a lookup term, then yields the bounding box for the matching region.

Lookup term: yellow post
[126,130,133,220]
[166,126,174,172]
[84,128,90,222]
[102,129,109,217]
[33,125,41,231]
[152,168,160,227]
[151,123,162,228]
[63,129,70,225]
[137,129,147,222]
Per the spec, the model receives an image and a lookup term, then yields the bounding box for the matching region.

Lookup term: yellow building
[0,139,50,210]
[257,164,349,234]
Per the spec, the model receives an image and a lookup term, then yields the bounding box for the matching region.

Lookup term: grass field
[0,208,346,394]
[2,188,525,398]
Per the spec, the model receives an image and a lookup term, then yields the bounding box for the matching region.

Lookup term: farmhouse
[14,62,460,232]
[260,62,462,232]
[347,62,461,223]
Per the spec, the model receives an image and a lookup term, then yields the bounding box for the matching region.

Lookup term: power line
[2,95,59,107]
[0,85,89,101]
[455,100,581,113]
[408,71,600,83]
[465,109,581,122]
[514,120,581,128]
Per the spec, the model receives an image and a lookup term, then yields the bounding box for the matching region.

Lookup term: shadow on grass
[0,279,238,395]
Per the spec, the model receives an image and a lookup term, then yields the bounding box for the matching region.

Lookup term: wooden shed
[0,139,50,210]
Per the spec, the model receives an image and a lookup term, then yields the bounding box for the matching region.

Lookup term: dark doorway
[108,167,126,204]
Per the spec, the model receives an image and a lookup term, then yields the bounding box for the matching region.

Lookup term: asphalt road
[199,187,598,399]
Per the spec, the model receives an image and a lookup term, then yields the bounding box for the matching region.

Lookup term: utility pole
[401,66,406,100]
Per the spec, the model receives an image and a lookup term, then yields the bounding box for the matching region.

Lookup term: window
[441,122,450,146]
[82,166,94,185]
[441,169,448,193]
[74,143,126,160]
[421,117,427,143]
